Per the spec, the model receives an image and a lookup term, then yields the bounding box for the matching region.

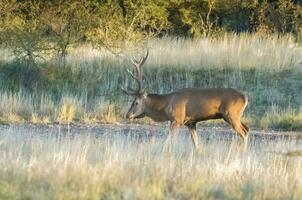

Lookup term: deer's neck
[145,94,171,122]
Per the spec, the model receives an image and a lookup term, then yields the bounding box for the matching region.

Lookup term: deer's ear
[142,91,148,99]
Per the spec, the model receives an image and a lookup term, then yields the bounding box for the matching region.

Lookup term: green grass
[0,126,301,199]
[0,34,301,130]
[260,106,302,131]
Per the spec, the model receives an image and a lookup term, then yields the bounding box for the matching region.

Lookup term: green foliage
[0,34,301,129]
[0,0,301,130]
[216,0,255,32]
[87,0,171,53]
[179,0,219,37]
[1,0,301,61]
[0,61,41,92]
[260,107,302,131]
[41,0,99,60]
[0,1,55,66]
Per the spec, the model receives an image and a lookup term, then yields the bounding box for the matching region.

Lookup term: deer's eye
[135,102,138,105]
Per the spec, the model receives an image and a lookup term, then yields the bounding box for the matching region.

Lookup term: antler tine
[123,48,149,95]
[131,56,139,65]
[126,68,141,89]
[139,48,149,66]
[133,48,149,83]
[124,65,142,95]
[121,86,138,96]
[131,48,149,67]
[126,69,137,80]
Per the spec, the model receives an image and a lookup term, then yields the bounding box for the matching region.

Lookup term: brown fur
[123,50,249,150]
[126,88,249,150]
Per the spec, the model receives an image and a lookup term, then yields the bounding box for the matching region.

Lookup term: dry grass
[0,91,33,120]
[81,113,99,124]
[145,34,302,70]
[0,34,301,130]
[69,34,302,71]
[57,101,77,124]
[1,113,24,123]
[97,102,122,124]
[31,113,50,124]
[260,106,302,131]
[0,126,301,199]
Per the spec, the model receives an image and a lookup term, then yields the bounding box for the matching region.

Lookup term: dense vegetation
[0,0,301,130]
[1,0,301,64]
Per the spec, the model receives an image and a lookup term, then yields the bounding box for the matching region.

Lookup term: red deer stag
[122,50,249,151]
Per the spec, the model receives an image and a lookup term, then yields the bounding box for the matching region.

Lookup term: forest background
[0,0,301,130]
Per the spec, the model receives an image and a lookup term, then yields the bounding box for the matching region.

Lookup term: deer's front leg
[187,123,199,150]
[163,121,180,153]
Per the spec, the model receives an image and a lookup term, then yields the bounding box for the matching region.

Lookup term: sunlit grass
[146,34,302,70]
[0,34,301,130]
[31,113,50,124]
[57,98,77,125]
[0,126,301,199]
[68,33,302,71]
[260,106,302,131]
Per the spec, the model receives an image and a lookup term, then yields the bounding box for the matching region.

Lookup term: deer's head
[121,49,149,119]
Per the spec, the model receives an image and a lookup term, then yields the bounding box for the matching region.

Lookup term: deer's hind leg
[224,114,249,151]
[241,122,249,133]
[232,121,248,151]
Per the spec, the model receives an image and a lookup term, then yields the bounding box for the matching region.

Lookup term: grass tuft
[260,106,302,131]
[57,99,77,124]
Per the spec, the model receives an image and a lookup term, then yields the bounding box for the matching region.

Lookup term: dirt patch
[1,123,301,141]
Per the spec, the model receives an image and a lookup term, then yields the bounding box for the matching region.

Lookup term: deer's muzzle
[126,112,134,119]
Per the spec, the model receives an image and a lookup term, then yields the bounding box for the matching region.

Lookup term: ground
[0,124,301,200]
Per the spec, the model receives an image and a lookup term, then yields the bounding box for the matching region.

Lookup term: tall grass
[0,126,301,199]
[0,34,301,129]
[147,34,302,70]
[68,34,302,70]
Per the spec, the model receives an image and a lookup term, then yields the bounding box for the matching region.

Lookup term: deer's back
[167,88,247,122]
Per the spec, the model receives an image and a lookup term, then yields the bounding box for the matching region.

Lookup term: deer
[122,49,249,151]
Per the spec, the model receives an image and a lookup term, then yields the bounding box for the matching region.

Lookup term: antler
[122,49,149,96]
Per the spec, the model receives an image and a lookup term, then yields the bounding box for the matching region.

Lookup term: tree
[0,1,55,66]
[179,0,219,37]
[87,0,170,53]
[41,0,99,63]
